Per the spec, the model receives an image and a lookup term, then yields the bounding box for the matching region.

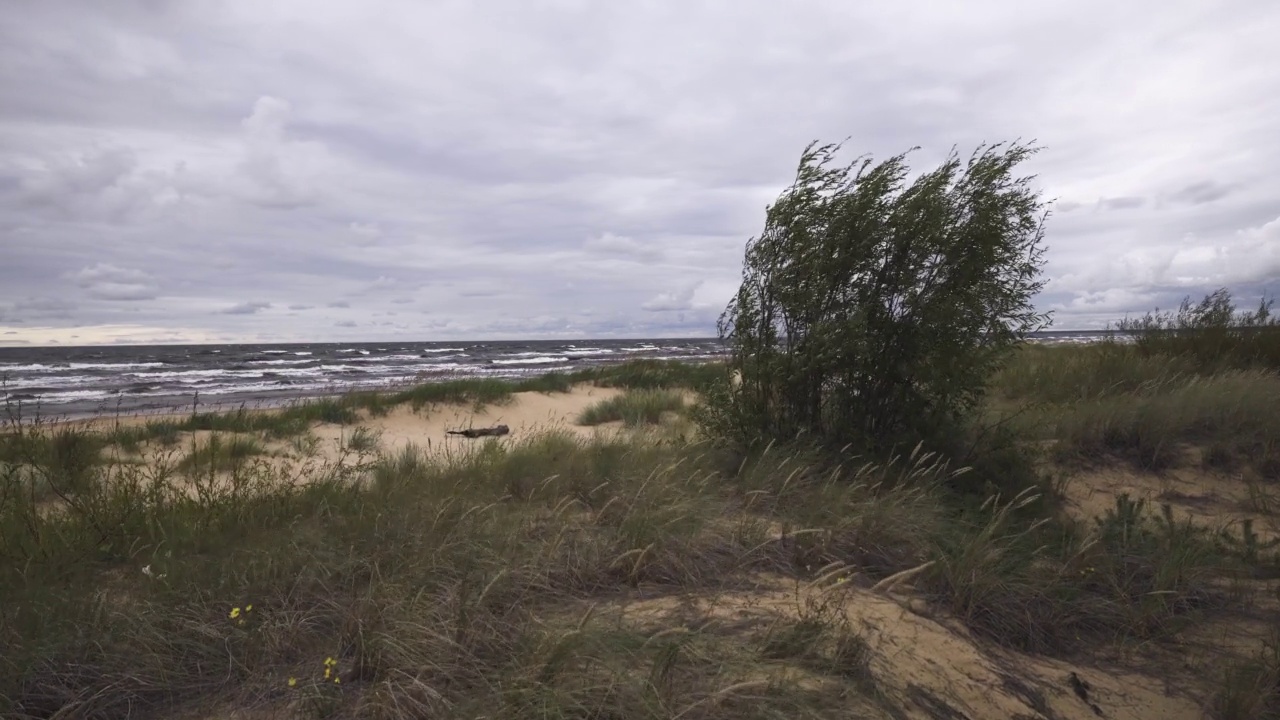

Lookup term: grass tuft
[176,433,267,473]
[578,389,686,427]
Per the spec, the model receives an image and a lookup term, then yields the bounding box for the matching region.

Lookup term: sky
[1,0,1278,346]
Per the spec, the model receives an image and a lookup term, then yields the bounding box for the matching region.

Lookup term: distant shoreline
[0,332,1123,422]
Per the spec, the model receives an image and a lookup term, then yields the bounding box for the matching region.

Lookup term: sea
[0,330,1113,419]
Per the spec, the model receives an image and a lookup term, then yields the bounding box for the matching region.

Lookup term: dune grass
[2,405,1257,718]
[988,341,1280,478]
[103,400,357,449]
[577,388,687,427]
[341,425,381,454]
[2,350,1275,717]
[572,359,726,392]
[176,433,268,474]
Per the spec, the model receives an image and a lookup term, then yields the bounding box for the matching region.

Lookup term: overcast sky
[1,0,1277,346]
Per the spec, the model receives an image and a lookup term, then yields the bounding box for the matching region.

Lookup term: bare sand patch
[603,575,1208,720]
[1063,460,1280,542]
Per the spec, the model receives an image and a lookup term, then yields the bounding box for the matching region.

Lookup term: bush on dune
[699,138,1052,502]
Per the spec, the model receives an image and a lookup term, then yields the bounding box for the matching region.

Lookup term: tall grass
[578,389,687,427]
[103,400,357,449]
[1,352,1268,717]
[176,434,267,474]
[1,424,797,718]
[989,341,1196,403]
[388,377,520,411]
[575,359,726,392]
[1038,369,1280,476]
[1118,288,1280,372]
[987,331,1280,477]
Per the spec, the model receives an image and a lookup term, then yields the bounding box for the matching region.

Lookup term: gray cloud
[1,0,1278,344]
[1167,180,1235,205]
[66,264,161,301]
[9,297,77,321]
[642,282,703,312]
[70,263,151,286]
[583,232,663,262]
[1098,196,1146,211]
[88,283,158,301]
[220,301,271,315]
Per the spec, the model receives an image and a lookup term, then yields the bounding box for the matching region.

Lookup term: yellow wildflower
[324,668,331,680]
[334,677,341,685]
[288,677,297,687]
[229,607,241,620]
[245,604,253,612]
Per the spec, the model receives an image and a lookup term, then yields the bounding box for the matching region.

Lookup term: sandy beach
[306,385,631,460]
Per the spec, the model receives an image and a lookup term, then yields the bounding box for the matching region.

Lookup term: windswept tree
[707,140,1052,452]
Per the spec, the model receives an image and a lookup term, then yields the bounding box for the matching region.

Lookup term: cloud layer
[1,1,1278,345]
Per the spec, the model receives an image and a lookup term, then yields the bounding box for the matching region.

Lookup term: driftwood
[446,424,510,439]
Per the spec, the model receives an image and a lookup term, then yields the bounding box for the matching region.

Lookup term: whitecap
[490,356,569,366]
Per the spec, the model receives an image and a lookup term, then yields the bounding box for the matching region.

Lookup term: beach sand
[308,385,629,461]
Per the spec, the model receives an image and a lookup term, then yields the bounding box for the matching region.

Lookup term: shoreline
[1,354,727,422]
[3,362,713,429]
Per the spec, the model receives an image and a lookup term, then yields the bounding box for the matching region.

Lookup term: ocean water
[0,339,727,418]
[0,330,1112,419]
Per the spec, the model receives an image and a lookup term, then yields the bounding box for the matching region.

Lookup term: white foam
[347,354,422,363]
[246,358,317,366]
[15,389,113,403]
[6,374,101,390]
[490,356,568,366]
[1,361,168,372]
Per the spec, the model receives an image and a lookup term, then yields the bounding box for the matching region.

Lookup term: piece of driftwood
[446,424,510,439]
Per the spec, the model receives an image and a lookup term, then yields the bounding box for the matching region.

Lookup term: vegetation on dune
[0,407,1254,718]
[1118,286,1280,372]
[176,434,268,474]
[577,389,687,427]
[985,290,1280,479]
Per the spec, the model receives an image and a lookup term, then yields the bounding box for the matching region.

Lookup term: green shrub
[708,139,1051,454]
